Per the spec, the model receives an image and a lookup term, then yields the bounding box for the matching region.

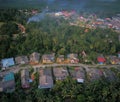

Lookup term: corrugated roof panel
[4,72,14,82]
[1,58,15,67]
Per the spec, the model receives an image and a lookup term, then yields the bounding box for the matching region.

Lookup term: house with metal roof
[67,53,79,64]
[97,55,106,65]
[29,52,40,64]
[53,67,69,81]
[42,53,55,64]
[1,58,15,68]
[21,69,30,88]
[69,67,85,83]
[108,55,120,65]
[15,56,29,65]
[102,69,116,82]
[56,55,64,63]
[38,68,53,89]
[0,72,15,93]
[86,68,104,81]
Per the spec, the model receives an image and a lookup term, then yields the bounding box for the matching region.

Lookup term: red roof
[97,57,106,62]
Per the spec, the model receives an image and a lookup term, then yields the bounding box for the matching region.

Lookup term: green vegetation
[0,9,120,63]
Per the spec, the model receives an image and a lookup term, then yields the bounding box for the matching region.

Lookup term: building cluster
[48,11,120,33]
[0,66,116,93]
[74,14,120,32]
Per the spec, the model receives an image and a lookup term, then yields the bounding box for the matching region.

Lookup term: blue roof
[1,58,15,67]
[4,72,15,82]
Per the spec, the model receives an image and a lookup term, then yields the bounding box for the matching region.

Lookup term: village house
[102,69,116,82]
[69,67,85,83]
[21,69,30,88]
[1,58,15,70]
[97,55,106,65]
[67,53,79,64]
[53,67,69,81]
[0,72,15,93]
[108,56,120,65]
[56,55,64,63]
[29,52,40,64]
[42,54,55,64]
[38,68,53,89]
[86,68,103,81]
[15,56,29,65]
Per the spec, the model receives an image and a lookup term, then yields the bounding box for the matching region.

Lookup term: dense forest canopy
[0,9,120,63]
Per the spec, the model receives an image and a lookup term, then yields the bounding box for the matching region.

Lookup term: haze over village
[0,0,120,102]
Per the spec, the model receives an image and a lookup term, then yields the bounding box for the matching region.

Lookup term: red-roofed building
[97,56,106,65]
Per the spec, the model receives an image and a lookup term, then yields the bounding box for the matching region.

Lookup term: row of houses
[21,66,116,90]
[0,53,79,70]
[1,52,120,70]
[0,65,116,92]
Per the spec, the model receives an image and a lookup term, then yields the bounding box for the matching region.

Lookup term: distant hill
[0,0,120,16]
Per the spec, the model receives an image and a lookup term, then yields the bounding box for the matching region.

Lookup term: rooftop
[1,58,15,68]
[53,67,69,80]
[69,67,85,83]
[38,68,53,89]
